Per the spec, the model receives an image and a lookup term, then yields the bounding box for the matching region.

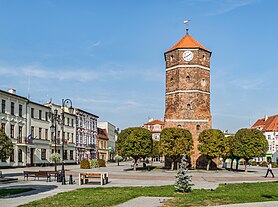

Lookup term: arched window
[18,149,22,162]
[186,75,190,81]
[187,104,191,110]
[170,55,174,61]
[196,125,201,132]
[177,124,181,128]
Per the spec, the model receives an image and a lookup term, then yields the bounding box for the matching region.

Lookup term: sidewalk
[0,162,277,207]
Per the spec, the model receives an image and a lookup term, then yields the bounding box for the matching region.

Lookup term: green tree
[198,129,225,171]
[160,128,193,170]
[0,129,13,163]
[116,127,152,170]
[233,128,268,172]
[151,140,160,159]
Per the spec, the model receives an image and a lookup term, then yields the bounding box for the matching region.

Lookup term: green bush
[272,162,277,168]
[90,159,99,168]
[251,161,257,166]
[80,159,90,169]
[260,161,268,167]
[98,159,106,167]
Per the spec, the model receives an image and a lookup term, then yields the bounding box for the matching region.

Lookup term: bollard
[69,175,73,184]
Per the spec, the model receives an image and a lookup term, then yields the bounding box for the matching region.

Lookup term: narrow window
[187,104,191,110]
[196,125,201,132]
[45,129,48,140]
[18,149,22,162]
[1,100,6,113]
[19,104,23,117]
[31,108,34,118]
[10,124,14,138]
[39,128,42,139]
[41,149,46,160]
[177,124,181,128]
[39,110,42,120]
[186,75,190,81]
[45,112,48,121]
[11,102,15,115]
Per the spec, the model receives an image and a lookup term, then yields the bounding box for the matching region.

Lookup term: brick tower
[164,29,212,167]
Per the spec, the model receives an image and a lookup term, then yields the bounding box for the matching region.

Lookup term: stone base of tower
[164,119,211,168]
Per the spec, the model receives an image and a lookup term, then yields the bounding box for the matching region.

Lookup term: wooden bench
[23,171,39,181]
[24,170,58,182]
[79,172,108,185]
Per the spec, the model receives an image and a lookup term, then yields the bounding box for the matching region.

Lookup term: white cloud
[230,78,264,90]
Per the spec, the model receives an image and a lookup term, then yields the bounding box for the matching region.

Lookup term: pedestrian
[265,161,275,178]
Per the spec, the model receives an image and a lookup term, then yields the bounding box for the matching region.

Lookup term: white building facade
[0,88,77,167]
[97,122,118,160]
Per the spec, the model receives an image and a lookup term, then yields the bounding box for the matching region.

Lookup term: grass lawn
[0,188,33,197]
[21,182,278,207]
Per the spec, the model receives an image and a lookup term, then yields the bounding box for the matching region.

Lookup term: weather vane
[184,19,190,35]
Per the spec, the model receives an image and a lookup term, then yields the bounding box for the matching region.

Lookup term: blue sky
[0,0,278,133]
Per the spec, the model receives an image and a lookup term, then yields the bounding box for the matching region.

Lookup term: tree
[160,128,193,170]
[0,129,13,163]
[198,129,225,171]
[151,140,160,159]
[116,127,152,171]
[233,128,268,172]
[175,154,193,192]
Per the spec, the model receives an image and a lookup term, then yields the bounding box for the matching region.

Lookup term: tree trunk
[236,159,239,171]
[133,158,137,171]
[207,159,211,171]
[230,158,233,170]
[117,159,119,166]
[244,159,248,172]
[171,161,174,170]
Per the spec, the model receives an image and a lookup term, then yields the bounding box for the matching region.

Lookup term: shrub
[80,159,90,169]
[251,161,257,166]
[98,159,106,167]
[90,159,99,168]
[260,161,268,167]
[272,162,277,168]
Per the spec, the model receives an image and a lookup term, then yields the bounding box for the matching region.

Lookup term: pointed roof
[166,34,210,53]
[252,115,278,132]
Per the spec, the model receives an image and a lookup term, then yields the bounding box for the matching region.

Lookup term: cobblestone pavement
[0,162,277,207]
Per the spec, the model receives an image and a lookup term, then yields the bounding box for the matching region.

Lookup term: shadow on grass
[0,184,57,199]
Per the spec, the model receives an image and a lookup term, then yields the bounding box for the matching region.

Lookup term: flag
[184,20,189,24]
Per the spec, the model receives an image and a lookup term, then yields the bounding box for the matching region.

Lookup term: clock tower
[164,29,212,167]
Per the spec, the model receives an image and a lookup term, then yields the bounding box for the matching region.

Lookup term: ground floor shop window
[18,149,22,162]
[41,149,46,160]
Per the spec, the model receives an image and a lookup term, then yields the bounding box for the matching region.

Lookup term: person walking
[265,161,275,178]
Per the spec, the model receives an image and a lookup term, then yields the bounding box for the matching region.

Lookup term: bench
[23,171,39,181]
[24,170,59,182]
[79,172,108,185]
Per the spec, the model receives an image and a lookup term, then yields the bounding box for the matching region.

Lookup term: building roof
[252,115,278,132]
[166,33,210,53]
[0,89,28,101]
[75,108,99,118]
[144,120,164,126]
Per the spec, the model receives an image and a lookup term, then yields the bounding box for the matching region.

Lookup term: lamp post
[61,98,73,185]
[49,109,58,172]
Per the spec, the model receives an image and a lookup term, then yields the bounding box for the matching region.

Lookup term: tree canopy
[198,129,225,170]
[233,128,268,171]
[116,127,152,170]
[160,128,193,170]
[0,129,13,162]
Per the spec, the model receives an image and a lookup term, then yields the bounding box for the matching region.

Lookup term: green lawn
[0,188,33,197]
[21,182,278,207]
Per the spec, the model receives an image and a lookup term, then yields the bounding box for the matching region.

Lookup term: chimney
[264,115,268,121]
[8,88,16,94]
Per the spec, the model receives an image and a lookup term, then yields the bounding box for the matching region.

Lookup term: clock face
[183,50,193,62]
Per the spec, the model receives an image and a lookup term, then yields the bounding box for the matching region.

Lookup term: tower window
[186,75,190,81]
[201,79,206,87]
[170,77,174,81]
[196,125,200,132]
[170,55,174,61]
[187,104,191,110]
[203,55,206,61]
[177,124,181,128]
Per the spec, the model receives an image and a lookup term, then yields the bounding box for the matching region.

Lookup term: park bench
[24,170,59,182]
[79,172,108,185]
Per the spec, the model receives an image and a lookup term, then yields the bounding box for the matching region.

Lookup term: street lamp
[49,109,58,172]
[61,98,73,185]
